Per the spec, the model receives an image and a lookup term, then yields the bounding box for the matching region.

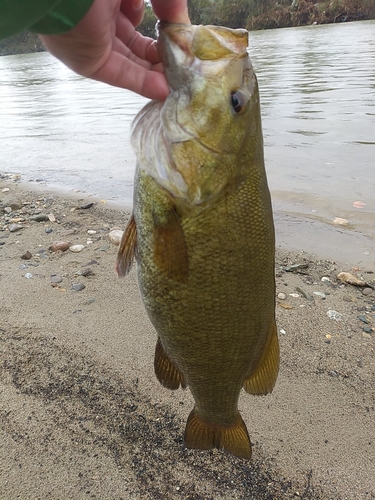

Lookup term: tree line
[1,0,374,56]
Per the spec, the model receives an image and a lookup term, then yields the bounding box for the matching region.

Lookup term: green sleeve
[0,0,95,40]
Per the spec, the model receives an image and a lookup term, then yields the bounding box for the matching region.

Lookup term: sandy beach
[1,176,374,500]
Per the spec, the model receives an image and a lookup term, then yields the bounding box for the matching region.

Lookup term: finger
[116,15,161,65]
[92,50,169,100]
[150,0,190,23]
[120,0,145,28]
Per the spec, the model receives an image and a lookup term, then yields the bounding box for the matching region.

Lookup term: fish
[117,21,279,459]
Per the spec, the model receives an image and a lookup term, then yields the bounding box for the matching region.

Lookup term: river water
[0,20,374,258]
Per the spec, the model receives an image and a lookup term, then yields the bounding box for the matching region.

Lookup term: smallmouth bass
[117,22,279,459]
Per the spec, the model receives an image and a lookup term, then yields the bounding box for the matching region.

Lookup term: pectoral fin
[116,214,137,277]
[153,207,188,282]
[184,409,251,459]
[243,321,279,395]
[154,337,187,390]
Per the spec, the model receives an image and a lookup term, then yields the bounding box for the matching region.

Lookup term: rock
[6,198,22,210]
[333,217,348,225]
[49,241,70,252]
[0,241,5,246]
[97,245,109,252]
[108,229,124,246]
[313,291,326,299]
[296,287,314,301]
[362,332,372,339]
[9,223,23,232]
[284,263,309,272]
[24,273,33,279]
[357,315,369,324]
[277,292,287,300]
[321,276,331,283]
[336,272,366,287]
[362,287,373,296]
[87,230,97,235]
[79,203,94,209]
[29,214,48,222]
[327,310,342,321]
[19,264,28,270]
[279,329,286,335]
[72,283,85,292]
[21,251,32,260]
[50,275,62,284]
[363,326,372,334]
[69,244,85,253]
[48,213,56,223]
[45,228,53,234]
[2,187,10,192]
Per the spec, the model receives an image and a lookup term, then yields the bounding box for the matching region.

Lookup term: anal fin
[116,214,137,277]
[184,409,251,459]
[154,337,186,390]
[243,321,279,395]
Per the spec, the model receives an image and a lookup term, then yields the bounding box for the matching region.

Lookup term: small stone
[72,283,85,292]
[50,275,62,284]
[289,293,300,298]
[10,217,24,223]
[321,277,331,283]
[333,217,348,225]
[19,264,28,270]
[49,241,70,252]
[2,187,10,192]
[0,241,5,247]
[313,291,326,299]
[48,213,56,223]
[108,229,124,246]
[29,214,48,222]
[24,273,33,279]
[79,203,94,209]
[9,223,23,232]
[45,228,53,234]
[362,332,372,339]
[327,310,342,321]
[337,272,366,287]
[296,287,314,301]
[97,245,109,252]
[80,268,94,277]
[357,315,369,324]
[277,292,287,300]
[4,207,12,214]
[87,230,97,235]
[279,329,286,335]
[363,326,372,333]
[69,244,85,253]
[21,251,32,260]
[362,287,373,296]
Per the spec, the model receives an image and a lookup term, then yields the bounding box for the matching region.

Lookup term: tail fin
[184,409,251,459]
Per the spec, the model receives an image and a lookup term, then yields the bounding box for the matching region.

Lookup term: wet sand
[1,178,374,499]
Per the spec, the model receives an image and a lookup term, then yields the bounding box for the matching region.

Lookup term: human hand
[40,0,189,100]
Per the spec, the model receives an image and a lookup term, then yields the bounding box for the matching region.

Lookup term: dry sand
[1,177,374,500]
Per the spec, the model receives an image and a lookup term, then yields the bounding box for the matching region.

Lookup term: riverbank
[1,178,374,499]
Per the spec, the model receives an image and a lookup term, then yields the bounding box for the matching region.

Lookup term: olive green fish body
[117,22,279,459]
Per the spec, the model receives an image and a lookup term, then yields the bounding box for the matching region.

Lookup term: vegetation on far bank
[1,0,374,56]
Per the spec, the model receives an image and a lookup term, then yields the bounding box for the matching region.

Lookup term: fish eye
[230,90,246,114]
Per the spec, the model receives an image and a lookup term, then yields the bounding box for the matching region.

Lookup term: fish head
[132,23,262,205]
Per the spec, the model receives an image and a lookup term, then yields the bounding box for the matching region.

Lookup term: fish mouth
[157,22,248,92]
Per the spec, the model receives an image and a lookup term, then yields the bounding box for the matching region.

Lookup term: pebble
[279,329,286,335]
[284,263,309,272]
[289,293,300,298]
[321,276,331,283]
[327,310,342,321]
[19,264,28,270]
[362,332,372,339]
[333,217,348,225]
[362,287,373,296]
[45,228,53,234]
[48,213,56,223]
[97,245,109,252]
[357,315,369,324]
[29,214,48,222]
[363,326,373,334]
[277,292,287,300]
[21,251,32,260]
[336,272,365,287]
[9,223,23,232]
[313,291,326,299]
[108,229,124,246]
[87,230,97,235]
[2,187,10,192]
[296,286,314,301]
[50,275,62,284]
[69,244,85,253]
[24,273,33,279]
[79,203,94,210]
[72,283,85,292]
[49,241,70,252]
